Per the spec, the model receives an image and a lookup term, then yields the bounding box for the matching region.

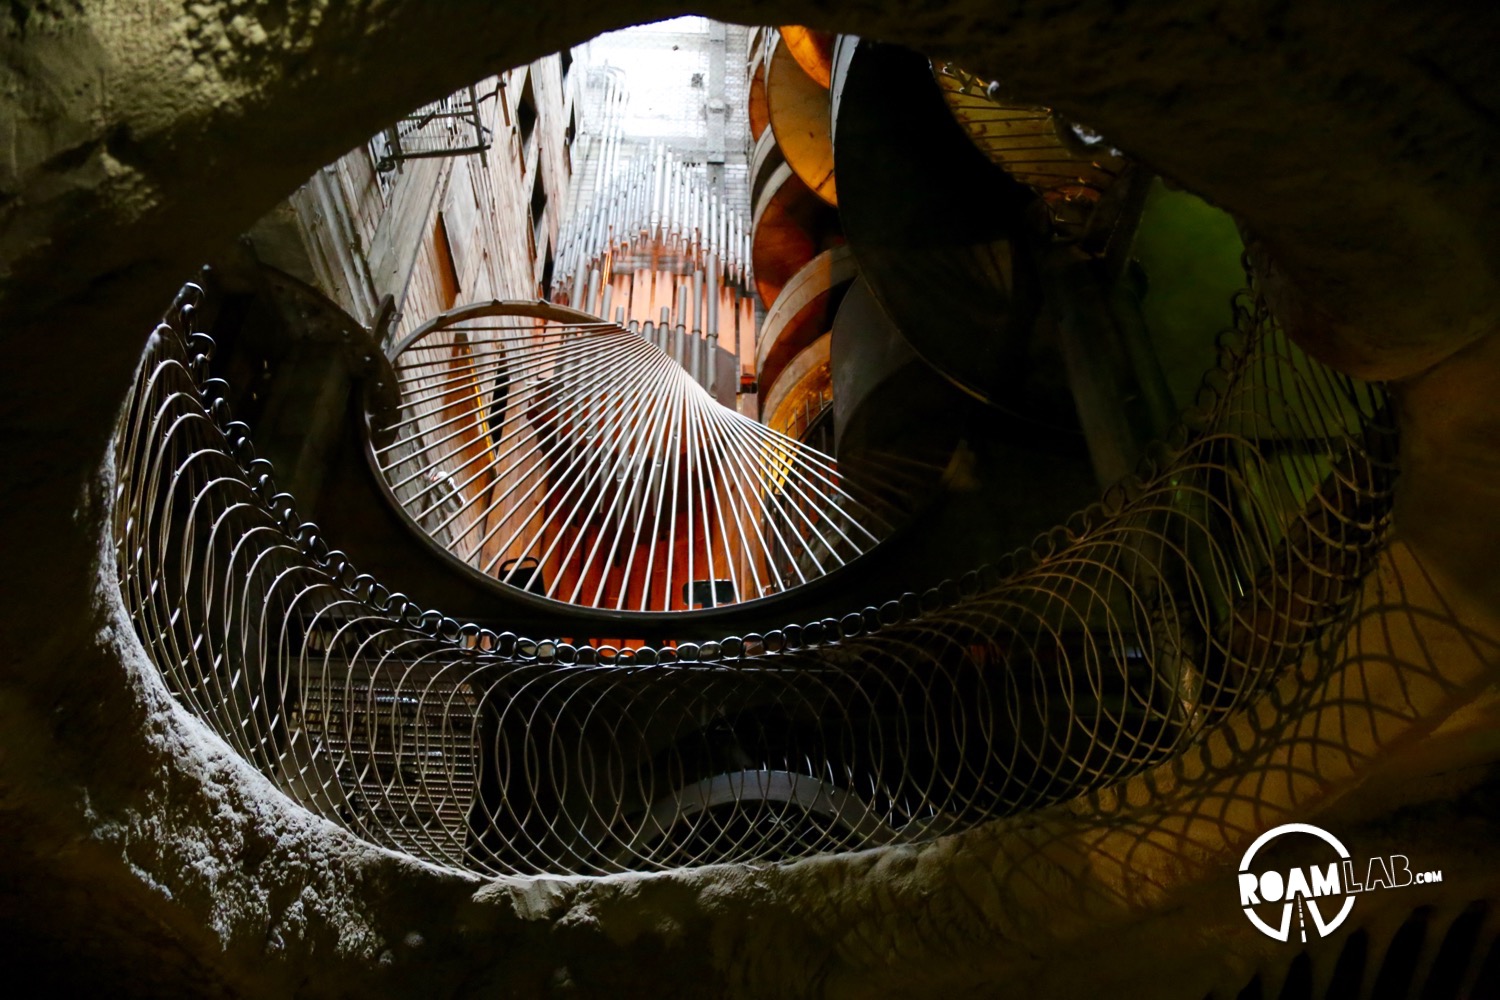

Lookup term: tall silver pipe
[586,268,602,317]
[691,269,705,387]
[674,285,690,370]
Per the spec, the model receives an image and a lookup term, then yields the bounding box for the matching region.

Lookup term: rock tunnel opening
[111,22,1401,881]
[2,3,1500,995]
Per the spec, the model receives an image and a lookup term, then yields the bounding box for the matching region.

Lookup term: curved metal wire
[114,272,1396,876]
[370,302,899,612]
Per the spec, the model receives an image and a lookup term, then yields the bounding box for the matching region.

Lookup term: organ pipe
[549,71,757,399]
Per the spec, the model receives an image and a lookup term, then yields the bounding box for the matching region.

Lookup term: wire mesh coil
[370,303,899,612]
[114,273,1396,876]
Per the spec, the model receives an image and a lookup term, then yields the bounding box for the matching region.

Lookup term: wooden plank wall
[276,54,576,347]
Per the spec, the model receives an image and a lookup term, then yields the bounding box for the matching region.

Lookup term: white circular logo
[1238,823,1356,942]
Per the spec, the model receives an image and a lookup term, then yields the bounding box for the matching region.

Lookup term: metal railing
[772,381,834,445]
[372,84,491,173]
[114,270,1396,876]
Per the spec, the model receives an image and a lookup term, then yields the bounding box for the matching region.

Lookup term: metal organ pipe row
[553,71,756,400]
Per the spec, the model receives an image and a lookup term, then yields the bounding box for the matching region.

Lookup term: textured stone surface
[2,2,1499,996]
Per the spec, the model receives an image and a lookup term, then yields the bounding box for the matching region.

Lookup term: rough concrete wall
[1,2,1498,996]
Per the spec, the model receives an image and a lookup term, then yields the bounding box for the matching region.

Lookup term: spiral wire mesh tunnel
[114,272,1397,876]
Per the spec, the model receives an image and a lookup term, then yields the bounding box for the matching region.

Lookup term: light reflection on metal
[370,301,894,612]
[115,271,1396,876]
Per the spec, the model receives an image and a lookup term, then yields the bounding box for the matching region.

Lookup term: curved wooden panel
[748,58,769,142]
[750,162,841,311]
[750,127,785,211]
[767,33,837,207]
[762,332,832,441]
[778,25,835,89]
[756,245,858,396]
